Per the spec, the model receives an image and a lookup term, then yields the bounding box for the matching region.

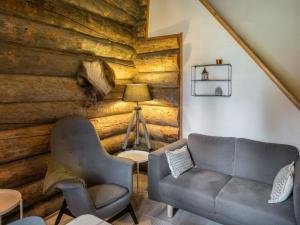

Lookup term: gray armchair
[50,116,138,224]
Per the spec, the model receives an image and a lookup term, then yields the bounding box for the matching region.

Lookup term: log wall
[0,0,181,222]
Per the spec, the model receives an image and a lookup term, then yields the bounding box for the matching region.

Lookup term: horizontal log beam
[133,72,179,87]
[103,0,140,19]
[0,42,134,77]
[3,195,63,223]
[0,135,49,164]
[62,0,137,27]
[0,153,50,188]
[87,100,135,118]
[142,105,178,127]
[136,36,180,54]
[0,0,135,46]
[140,138,169,150]
[0,13,135,61]
[102,132,134,154]
[108,63,137,80]
[0,74,87,103]
[144,87,179,107]
[16,179,47,208]
[0,101,86,124]
[140,124,179,142]
[135,50,179,72]
[0,113,132,163]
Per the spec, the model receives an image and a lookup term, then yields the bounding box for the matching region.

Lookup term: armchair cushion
[88,184,128,208]
[216,177,296,225]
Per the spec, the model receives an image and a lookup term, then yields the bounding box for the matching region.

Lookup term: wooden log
[108,63,137,80]
[136,20,147,38]
[16,179,46,208]
[104,85,126,100]
[0,101,86,124]
[101,132,134,154]
[141,105,179,127]
[135,50,179,72]
[133,72,178,87]
[0,113,132,164]
[0,42,134,77]
[115,79,133,85]
[0,124,35,131]
[103,0,140,19]
[140,124,179,143]
[3,195,63,224]
[0,135,49,165]
[136,36,180,54]
[0,14,135,61]
[91,113,132,139]
[62,0,137,27]
[140,138,169,150]
[0,0,135,46]
[0,74,87,103]
[87,100,135,118]
[138,0,148,7]
[139,5,148,20]
[0,153,50,188]
[142,87,179,107]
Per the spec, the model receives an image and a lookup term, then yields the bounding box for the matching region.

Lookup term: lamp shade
[123,84,152,102]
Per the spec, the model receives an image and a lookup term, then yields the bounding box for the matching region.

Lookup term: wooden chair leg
[107,204,138,224]
[128,203,138,224]
[55,200,67,225]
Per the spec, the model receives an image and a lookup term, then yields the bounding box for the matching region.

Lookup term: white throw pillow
[268,161,295,204]
[165,145,194,178]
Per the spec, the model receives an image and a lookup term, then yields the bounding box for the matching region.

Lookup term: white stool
[66,215,110,225]
[0,189,23,225]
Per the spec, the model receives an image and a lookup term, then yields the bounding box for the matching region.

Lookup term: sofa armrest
[294,158,300,225]
[148,139,187,202]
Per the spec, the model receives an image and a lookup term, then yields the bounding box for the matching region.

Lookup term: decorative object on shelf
[201,68,209,80]
[215,86,223,96]
[122,84,152,151]
[216,58,223,64]
[191,63,232,97]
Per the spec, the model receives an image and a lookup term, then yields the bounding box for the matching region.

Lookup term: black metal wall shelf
[191,64,232,97]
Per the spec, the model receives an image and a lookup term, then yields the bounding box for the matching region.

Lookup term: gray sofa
[148,133,300,225]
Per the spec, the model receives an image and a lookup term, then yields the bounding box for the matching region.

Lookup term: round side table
[117,150,149,193]
[0,189,23,225]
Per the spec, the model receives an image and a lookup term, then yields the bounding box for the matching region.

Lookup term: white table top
[118,150,149,163]
[0,189,22,216]
[66,214,110,225]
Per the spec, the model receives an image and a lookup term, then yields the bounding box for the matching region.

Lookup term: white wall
[148,0,300,150]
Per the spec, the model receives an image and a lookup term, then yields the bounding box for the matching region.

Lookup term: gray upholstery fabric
[234,138,299,184]
[294,159,300,225]
[159,168,231,214]
[216,177,296,225]
[8,217,45,225]
[88,184,128,208]
[148,134,300,225]
[187,133,235,175]
[50,116,134,218]
[148,139,187,202]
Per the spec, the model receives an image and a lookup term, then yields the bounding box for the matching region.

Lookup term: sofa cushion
[88,184,128,208]
[187,133,235,175]
[234,138,299,185]
[216,177,296,225]
[159,168,231,214]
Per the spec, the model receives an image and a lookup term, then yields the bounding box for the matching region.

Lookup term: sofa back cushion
[187,133,235,175]
[234,138,299,185]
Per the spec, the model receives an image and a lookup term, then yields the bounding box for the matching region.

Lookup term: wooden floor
[45,173,221,225]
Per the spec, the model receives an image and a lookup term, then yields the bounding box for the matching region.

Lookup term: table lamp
[122,84,152,151]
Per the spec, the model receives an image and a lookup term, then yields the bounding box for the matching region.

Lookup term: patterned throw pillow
[165,145,194,178]
[268,161,295,204]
